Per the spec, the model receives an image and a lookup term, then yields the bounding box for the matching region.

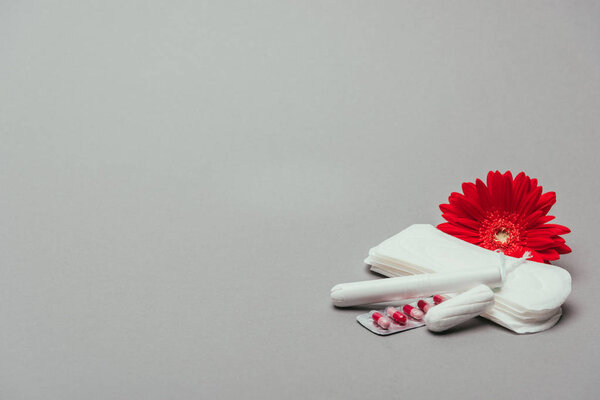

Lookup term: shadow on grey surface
[558,302,576,323]
[329,304,385,313]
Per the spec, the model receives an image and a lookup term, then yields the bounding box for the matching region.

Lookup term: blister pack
[356,295,449,335]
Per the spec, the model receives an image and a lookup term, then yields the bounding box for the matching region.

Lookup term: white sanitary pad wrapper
[365,224,571,334]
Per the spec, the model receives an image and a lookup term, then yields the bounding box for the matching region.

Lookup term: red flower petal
[556,243,572,254]
[439,203,454,214]
[448,192,484,220]
[462,182,478,200]
[503,171,514,212]
[534,248,561,261]
[526,236,557,249]
[536,192,556,216]
[519,186,542,217]
[526,250,547,263]
[437,223,482,244]
[537,224,571,235]
[475,179,493,210]
[442,213,481,230]
[526,214,555,228]
[437,222,478,237]
[490,171,506,209]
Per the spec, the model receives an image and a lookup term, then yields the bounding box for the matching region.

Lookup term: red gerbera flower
[437,171,571,264]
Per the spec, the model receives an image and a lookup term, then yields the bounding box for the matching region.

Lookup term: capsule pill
[417,300,431,313]
[385,306,407,325]
[371,311,391,329]
[402,304,424,320]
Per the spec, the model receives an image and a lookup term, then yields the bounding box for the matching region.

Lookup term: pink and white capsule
[371,312,391,329]
[417,300,431,313]
[402,304,424,320]
[385,307,407,325]
[433,294,447,305]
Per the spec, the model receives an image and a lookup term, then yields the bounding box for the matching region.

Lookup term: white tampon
[424,284,495,332]
[330,266,503,307]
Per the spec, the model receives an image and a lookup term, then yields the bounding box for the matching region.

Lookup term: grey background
[1,1,599,399]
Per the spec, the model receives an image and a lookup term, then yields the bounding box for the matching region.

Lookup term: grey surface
[1,1,599,399]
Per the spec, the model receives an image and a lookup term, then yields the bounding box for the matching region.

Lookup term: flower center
[479,211,523,256]
[494,228,510,243]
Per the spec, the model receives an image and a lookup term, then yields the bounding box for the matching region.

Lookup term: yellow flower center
[494,228,510,243]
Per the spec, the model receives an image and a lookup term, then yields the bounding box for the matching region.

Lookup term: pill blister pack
[356,295,447,336]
